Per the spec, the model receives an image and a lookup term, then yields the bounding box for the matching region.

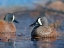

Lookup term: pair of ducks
[0,13,57,42]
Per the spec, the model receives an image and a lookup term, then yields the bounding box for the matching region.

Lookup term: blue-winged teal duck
[0,13,19,42]
[30,16,57,40]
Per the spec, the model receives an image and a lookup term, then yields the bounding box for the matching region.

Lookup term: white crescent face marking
[12,15,15,21]
[38,18,42,25]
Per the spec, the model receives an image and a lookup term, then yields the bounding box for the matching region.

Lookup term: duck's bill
[29,24,34,27]
[14,19,19,23]
[29,22,39,27]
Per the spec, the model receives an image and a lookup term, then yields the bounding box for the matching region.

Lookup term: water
[0,13,64,48]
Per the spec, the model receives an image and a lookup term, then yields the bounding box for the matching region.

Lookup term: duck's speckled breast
[36,26,53,37]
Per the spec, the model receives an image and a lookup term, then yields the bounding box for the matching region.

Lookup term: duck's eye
[40,18,42,21]
[11,17,13,20]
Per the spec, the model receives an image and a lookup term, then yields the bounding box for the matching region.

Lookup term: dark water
[0,13,64,48]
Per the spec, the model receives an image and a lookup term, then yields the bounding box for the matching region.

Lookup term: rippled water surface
[0,14,64,48]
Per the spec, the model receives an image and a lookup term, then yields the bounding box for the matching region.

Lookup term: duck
[29,16,57,41]
[0,13,19,42]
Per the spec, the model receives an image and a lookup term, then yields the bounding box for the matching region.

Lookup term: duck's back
[0,20,16,42]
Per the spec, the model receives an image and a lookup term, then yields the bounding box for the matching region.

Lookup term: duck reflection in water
[33,37,57,48]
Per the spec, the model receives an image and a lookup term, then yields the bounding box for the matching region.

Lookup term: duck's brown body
[36,26,57,38]
[0,20,16,42]
[31,25,57,40]
[30,17,58,41]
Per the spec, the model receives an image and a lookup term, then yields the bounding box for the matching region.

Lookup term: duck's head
[29,17,48,27]
[29,17,43,27]
[4,13,19,23]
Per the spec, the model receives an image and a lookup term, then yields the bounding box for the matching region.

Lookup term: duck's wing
[36,26,52,36]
